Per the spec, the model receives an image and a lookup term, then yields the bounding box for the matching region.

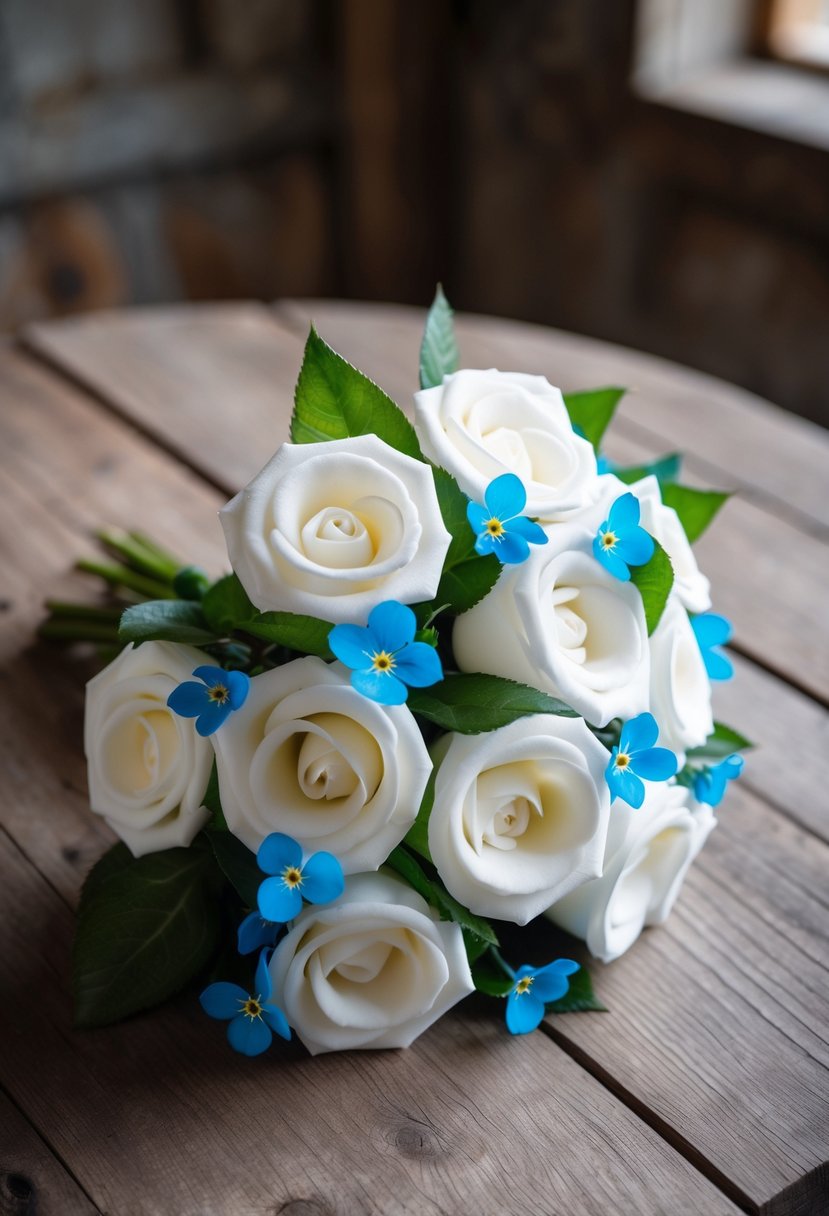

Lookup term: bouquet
[44,288,750,1057]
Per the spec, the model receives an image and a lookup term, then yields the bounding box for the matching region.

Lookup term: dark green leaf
[243,611,334,659]
[547,965,607,1014]
[207,828,261,908]
[430,466,500,615]
[201,760,226,829]
[72,843,222,1028]
[563,387,625,450]
[291,326,422,460]
[471,950,513,997]
[119,599,216,645]
[403,769,435,861]
[202,573,255,634]
[630,539,673,635]
[661,484,731,544]
[419,284,460,390]
[687,721,754,761]
[385,846,498,947]
[408,673,577,734]
[385,845,435,904]
[614,453,682,486]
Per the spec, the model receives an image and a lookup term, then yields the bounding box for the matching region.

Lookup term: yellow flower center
[240,996,263,1020]
[282,865,303,889]
[207,684,229,704]
[601,530,617,550]
[615,752,631,770]
[485,517,505,538]
[371,651,396,674]
[514,976,534,996]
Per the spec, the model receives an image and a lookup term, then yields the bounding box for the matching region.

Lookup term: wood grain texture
[0,1091,100,1216]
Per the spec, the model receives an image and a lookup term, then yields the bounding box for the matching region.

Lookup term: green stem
[38,619,121,643]
[76,559,174,600]
[97,529,179,583]
[44,600,123,622]
[490,946,516,982]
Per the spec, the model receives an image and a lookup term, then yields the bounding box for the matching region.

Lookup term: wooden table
[1,300,827,1216]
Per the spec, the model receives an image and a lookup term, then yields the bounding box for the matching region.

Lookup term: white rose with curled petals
[452,523,650,728]
[546,782,715,961]
[414,369,598,522]
[84,642,213,857]
[649,597,714,762]
[427,715,611,925]
[220,436,451,623]
[268,871,474,1054]
[211,657,431,871]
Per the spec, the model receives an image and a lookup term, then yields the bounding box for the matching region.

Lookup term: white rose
[428,715,611,925]
[212,656,431,871]
[84,642,213,857]
[649,597,713,760]
[268,871,474,1054]
[220,436,451,623]
[452,524,650,727]
[546,782,715,961]
[414,369,598,522]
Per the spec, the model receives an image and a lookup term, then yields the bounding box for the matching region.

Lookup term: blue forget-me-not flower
[328,600,443,706]
[690,613,734,681]
[167,665,250,736]
[466,473,548,565]
[200,948,290,1056]
[256,832,344,923]
[593,492,654,581]
[506,959,581,1035]
[693,754,744,806]
[606,713,677,809]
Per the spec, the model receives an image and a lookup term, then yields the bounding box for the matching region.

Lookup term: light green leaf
[119,600,216,645]
[291,326,422,460]
[630,539,674,635]
[408,673,577,734]
[419,284,460,390]
[564,387,625,450]
[202,574,255,635]
[72,842,222,1028]
[403,769,435,861]
[547,966,607,1014]
[614,453,682,486]
[660,484,731,544]
[243,611,334,659]
[687,721,754,761]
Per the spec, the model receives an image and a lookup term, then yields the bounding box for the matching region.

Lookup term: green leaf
[614,453,681,486]
[385,845,436,905]
[119,599,216,645]
[206,828,261,909]
[403,769,435,861]
[385,846,498,948]
[687,721,754,761]
[630,539,673,635]
[172,565,211,601]
[430,467,500,615]
[72,842,222,1028]
[201,760,226,829]
[243,611,334,659]
[419,284,460,390]
[202,573,255,635]
[660,484,730,544]
[563,387,625,450]
[471,950,513,997]
[291,326,422,460]
[547,966,607,1014]
[408,673,577,734]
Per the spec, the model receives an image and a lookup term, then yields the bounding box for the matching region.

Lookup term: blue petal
[257,832,303,876]
[167,681,209,717]
[607,492,641,532]
[226,669,251,709]
[195,701,233,737]
[192,665,227,686]
[351,668,408,705]
[621,712,659,754]
[257,876,303,923]
[237,911,277,956]
[367,600,417,652]
[634,747,677,782]
[606,761,645,809]
[301,851,345,905]
[474,532,497,556]
[691,613,732,649]
[467,501,489,533]
[721,754,744,780]
[506,990,546,1035]
[495,532,531,565]
[532,961,578,1004]
[694,769,726,807]
[508,516,548,545]
[255,948,273,1003]
[615,526,654,567]
[200,981,248,1021]
[485,473,526,520]
[328,623,374,671]
[393,642,443,688]
[262,1004,291,1041]
[593,538,631,581]
[704,650,734,681]
[227,1012,273,1056]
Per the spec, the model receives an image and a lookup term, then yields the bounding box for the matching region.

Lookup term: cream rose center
[100,701,180,799]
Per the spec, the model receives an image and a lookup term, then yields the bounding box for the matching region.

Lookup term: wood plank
[274,298,829,536]
[21,303,829,704]
[0,837,743,1216]
[0,1092,100,1216]
[541,783,829,1216]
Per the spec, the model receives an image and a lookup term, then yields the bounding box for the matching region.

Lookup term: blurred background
[0,0,827,425]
